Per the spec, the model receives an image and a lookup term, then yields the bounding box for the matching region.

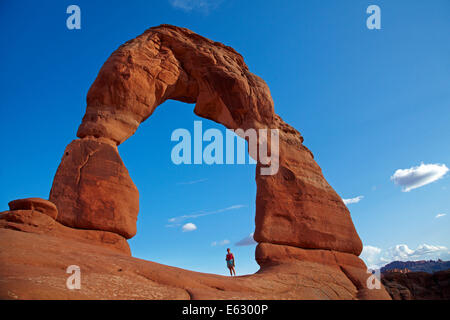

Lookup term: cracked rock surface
[49,138,139,239]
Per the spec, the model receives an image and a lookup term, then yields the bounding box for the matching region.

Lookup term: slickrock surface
[8,198,58,220]
[0,25,391,299]
[0,228,390,300]
[0,210,130,255]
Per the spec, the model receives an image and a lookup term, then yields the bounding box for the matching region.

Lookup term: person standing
[226,248,236,276]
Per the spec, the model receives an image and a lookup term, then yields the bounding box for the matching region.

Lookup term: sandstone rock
[61,24,362,255]
[8,198,58,220]
[49,138,139,238]
[256,242,391,300]
[0,210,130,255]
[0,228,376,300]
[0,24,386,300]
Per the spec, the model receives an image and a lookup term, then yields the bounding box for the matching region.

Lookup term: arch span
[50,25,362,260]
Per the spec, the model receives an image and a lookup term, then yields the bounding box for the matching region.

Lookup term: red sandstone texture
[0,210,130,255]
[0,25,391,300]
[9,198,58,220]
[49,138,139,239]
[0,228,390,300]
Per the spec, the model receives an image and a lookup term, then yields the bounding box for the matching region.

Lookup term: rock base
[0,210,130,255]
[0,220,390,300]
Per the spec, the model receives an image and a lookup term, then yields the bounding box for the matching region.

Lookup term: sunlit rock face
[50,138,138,239]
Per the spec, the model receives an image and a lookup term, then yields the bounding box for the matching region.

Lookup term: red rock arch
[50,25,362,261]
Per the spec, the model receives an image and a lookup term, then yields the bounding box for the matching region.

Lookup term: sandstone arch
[0,24,394,299]
[50,24,363,259]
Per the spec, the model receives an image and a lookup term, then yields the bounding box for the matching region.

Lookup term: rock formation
[51,24,362,254]
[382,270,450,300]
[381,259,450,274]
[8,198,58,220]
[1,198,130,255]
[0,25,391,300]
[50,138,139,238]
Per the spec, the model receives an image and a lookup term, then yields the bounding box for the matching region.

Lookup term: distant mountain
[381,259,450,274]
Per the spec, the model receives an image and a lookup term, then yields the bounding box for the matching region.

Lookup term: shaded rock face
[0,24,389,300]
[382,270,450,300]
[256,243,391,300]
[51,24,362,255]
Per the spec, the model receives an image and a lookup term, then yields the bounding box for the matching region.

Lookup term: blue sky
[0,0,449,275]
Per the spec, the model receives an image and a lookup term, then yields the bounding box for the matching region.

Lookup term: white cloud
[177,178,208,185]
[342,196,364,205]
[165,223,181,228]
[391,162,449,192]
[360,244,450,269]
[435,213,446,219]
[412,244,448,257]
[235,233,257,246]
[169,0,222,13]
[384,244,415,261]
[360,245,383,269]
[168,204,246,224]
[182,222,197,232]
[211,239,230,247]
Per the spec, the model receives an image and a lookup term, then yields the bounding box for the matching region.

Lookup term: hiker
[226,248,236,276]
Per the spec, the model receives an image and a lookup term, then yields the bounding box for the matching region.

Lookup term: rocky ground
[0,207,391,300]
[382,270,450,300]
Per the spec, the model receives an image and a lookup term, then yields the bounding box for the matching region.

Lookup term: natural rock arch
[50,24,362,258]
[0,24,393,299]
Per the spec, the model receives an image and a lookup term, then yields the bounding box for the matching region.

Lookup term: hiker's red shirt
[226,253,234,261]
